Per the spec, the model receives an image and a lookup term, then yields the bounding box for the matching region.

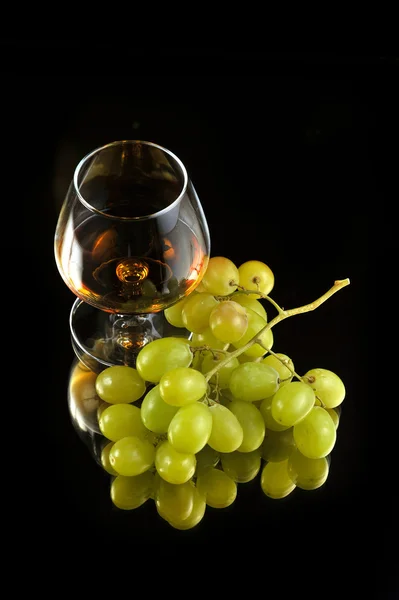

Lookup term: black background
[12,47,395,592]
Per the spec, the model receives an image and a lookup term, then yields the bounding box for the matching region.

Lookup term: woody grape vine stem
[204,279,350,382]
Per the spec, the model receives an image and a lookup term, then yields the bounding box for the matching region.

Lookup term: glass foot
[70,298,191,373]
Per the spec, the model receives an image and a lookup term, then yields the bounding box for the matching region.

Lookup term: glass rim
[73,139,188,221]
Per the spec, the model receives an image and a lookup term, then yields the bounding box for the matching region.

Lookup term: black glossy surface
[18,49,395,592]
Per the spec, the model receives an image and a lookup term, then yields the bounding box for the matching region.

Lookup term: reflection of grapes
[261,460,296,499]
[167,487,206,530]
[261,428,295,463]
[111,472,154,510]
[71,255,349,530]
[287,449,329,490]
[155,476,195,522]
[221,450,261,483]
[197,468,237,508]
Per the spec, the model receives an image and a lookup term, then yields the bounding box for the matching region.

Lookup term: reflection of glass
[67,358,104,466]
[54,140,210,365]
[67,358,153,470]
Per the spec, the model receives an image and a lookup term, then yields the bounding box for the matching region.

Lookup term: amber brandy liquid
[56,174,208,314]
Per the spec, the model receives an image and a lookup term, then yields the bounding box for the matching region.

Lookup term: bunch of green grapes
[86,256,346,530]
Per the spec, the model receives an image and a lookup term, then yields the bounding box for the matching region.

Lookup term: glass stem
[104,313,164,366]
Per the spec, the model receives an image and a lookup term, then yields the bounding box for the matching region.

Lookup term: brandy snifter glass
[54,140,210,369]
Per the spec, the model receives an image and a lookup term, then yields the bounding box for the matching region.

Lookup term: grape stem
[232,284,284,313]
[253,343,326,407]
[258,345,302,381]
[190,345,230,358]
[204,279,350,382]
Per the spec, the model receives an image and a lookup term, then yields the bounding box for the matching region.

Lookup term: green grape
[262,353,295,387]
[109,436,155,476]
[99,403,147,442]
[200,256,239,296]
[228,400,265,452]
[195,445,220,476]
[200,352,240,389]
[195,281,207,293]
[287,449,329,490]
[190,350,204,372]
[271,381,315,427]
[231,292,267,320]
[168,402,212,454]
[303,368,346,408]
[140,385,179,433]
[229,362,279,402]
[136,337,193,384]
[164,295,193,328]
[196,467,237,508]
[260,460,296,499]
[207,404,244,453]
[155,478,195,522]
[100,441,118,475]
[95,365,146,404]
[208,301,248,343]
[155,440,196,484]
[97,401,111,421]
[261,428,295,462]
[237,353,258,364]
[231,307,274,358]
[168,487,206,530]
[190,329,229,351]
[238,260,275,298]
[259,396,290,431]
[159,367,207,406]
[220,449,261,483]
[181,293,219,333]
[293,407,337,459]
[110,472,154,510]
[326,407,340,429]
